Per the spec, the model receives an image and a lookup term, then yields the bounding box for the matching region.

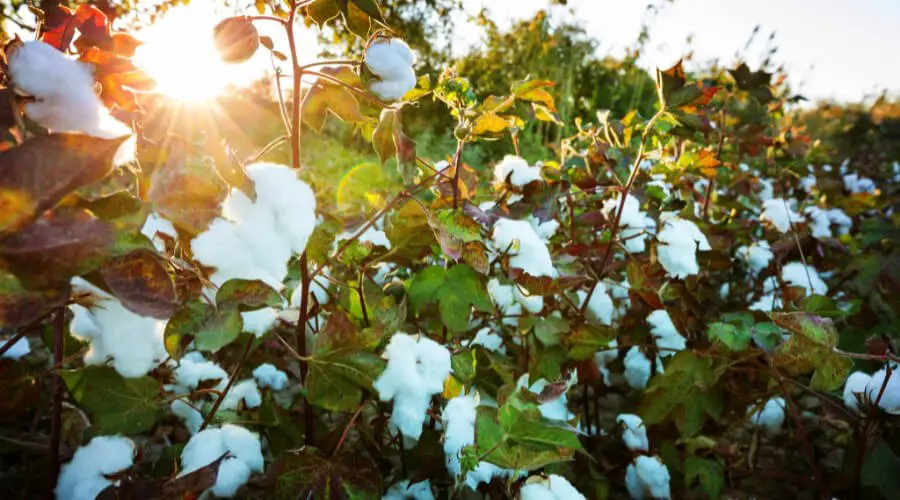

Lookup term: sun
[132,2,267,101]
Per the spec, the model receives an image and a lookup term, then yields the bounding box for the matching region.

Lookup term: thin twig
[199,335,255,432]
[49,308,65,493]
[333,401,368,457]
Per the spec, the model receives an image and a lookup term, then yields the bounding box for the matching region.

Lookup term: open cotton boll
[513,286,544,314]
[827,208,853,235]
[782,262,828,296]
[736,241,774,275]
[241,307,278,337]
[577,284,615,326]
[520,474,586,500]
[7,41,132,144]
[56,435,135,500]
[517,375,575,422]
[374,333,452,440]
[526,215,560,242]
[69,278,167,378]
[843,173,877,194]
[647,310,686,356]
[173,353,227,391]
[245,163,317,254]
[467,327,506,354]
[336,225,392,249]
[624,347,661,390]
[494,155,542,188]
[603,194,652,253]
[1,336,30,359]
[617,414,649,452]
[141,213,177,252]
[253,363,288,390]
[843,371,872,411]
[655,213,711,279]
[180,425,264,498]
[865,368,900,414]
[492,218,557,278]
[760,198,803,233]
[217,379,262,411]
[594,339,619,386]
[625,456,671,500]
[364,38,416,100]
[799,175,817,192]
[804,206,833,239]
[171,399,204,435]
[443,393,519,490]
[383,479,434,500]
[748,277,781,312]
[748,397,785,434]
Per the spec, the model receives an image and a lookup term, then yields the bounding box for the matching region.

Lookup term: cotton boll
[843,371,872,411]
[180,425,263,498]
[647,310,686,356]
[141,213,177,252]
[827,208,853,235]
[624,347,656,390]
[865,368,900,414]
[217,379,261,410]
[171,399,204,435]
[241,307,278,336]
[191,219,282,290]
[758,178,774,201]
[617,414,649,452]
[1,336,30,359]
[736,241,774,275]
[494,155,542,188]
[520,474,586,500]
[843,173,877,194]
[625,456,671,500]
[252,363,288,390]
[69,278,167,378]
[781,262,828,296]
[799,175,817,192]
[577,284,615,326]
[245,163,317,254]
[212,458,252,498]
[761,198,803,233]
[7,41,131,142]
[467,327,506,354]
[173,353,227,391]
[336,225,392,249]
[513,286,544,314]
[517,375,575,422]
[603,194,651,253]
[442,393,477,478]
[594,339,619,386]
[804,206,832,239]
[655,214,711,279]
[526,215,560,242]
[383,479,434,500]
[374,334,452,439]
[364,38,417,100]
[56,436,135,500]
[492,218,557,277]
[748,397,785,434]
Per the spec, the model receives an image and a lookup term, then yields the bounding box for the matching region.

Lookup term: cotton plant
[56,436,136,500]
[655,213,711,279]
[842,369,900,414]
[617,414,649,452]
[594,339,619,386]
[179,424,264,498]
[760,198,803,233]
[647,310,686,356]
[623,347,663,391]
[736,240,774,275]
[516,374,576,422]
[748,397,786,435]
[253,363,288,390]
[465,327,507,354]
[494,155,543,188]
[374,333,452,440]
[602,194,653,253]
[364,37,417,101]
[519,474,586,499]
[488,278,543,323]
[69,278,168,378]
[492,218,558,278]
[577,283,616,326]
[625,456,672,500]
[526,214,560,242]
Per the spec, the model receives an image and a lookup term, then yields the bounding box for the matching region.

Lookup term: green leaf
[273,449,382,499]
[685,456,724,500]
[861,440,900,499]
[430,209,484,243]
[707,322,751,351]
[349,0,386,26]
[302,66,364,132]
[147,150,227,235]
[566,325,616,360]
[475,407,575,471]
[60,366,161,434]
[436,264,493,332]
[307,349,384,412]
[771,312,838,347]
[809,350,853,391]
[215,279,281,310]
[438,291,471,332]
[499,404,584,452]
[408,266,446,312]
[639,351,721,438]
[524,315,570,347]
[193,307,243,352]
[305,0,342,27]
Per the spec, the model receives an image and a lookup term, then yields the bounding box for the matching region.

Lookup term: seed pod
[213,17,259,64]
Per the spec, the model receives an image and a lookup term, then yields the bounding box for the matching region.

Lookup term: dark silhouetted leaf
[100,249,177,319]
[215,279,281,311]
[0,359,39,420]
[60,366,161,434]
[0,270,70,328]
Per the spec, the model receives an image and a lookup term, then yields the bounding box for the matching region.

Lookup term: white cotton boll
[843,371,872,411]
[173,354,227,390]
[494,155,542,188]
[617,414,649,452]
[171,399,204,435]
[655,213,711,279]
[577,284,615,326]
[245,164,317,255]
[336,226,392,249]
[799,175,817,192]
[383,479,434,500]
[69,278,167,378]
[594,339,619,386]
[241,307,278,337]
[517,375,575,422]
[180,425,263,498]
[736,241,774,275]
[758,178,774,201]
[374,333,452,439]
[603,194,651,253]
[520,474,586,500]
[843,173,877,194]
[56,435,135,500]
[468,327,506,354]
[492,218,557,278]
[827,208,853,235]
[625,456,671,500]
[624,347,654,390]
[804,206,833,239]
[290,275,330,309]
[513,286,544,314]
[526,215,560,243]
[761,198,803,233]
[782,262,828,296]
[1,336,30,359]
[141,213,177,252]
[748,276,782,312]
[487,278,517,313]
[442,393,477,478]
[748,397,786,434]
[7,41,131,143]
[191,219,282,291]
[365,38,417,100]
[647,310,686,357]
[222,189,292,281]
[253,363,288,391]
[217,379,261,410]
[866,369,900,414]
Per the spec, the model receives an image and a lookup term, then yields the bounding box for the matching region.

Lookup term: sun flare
[132,2,267,101]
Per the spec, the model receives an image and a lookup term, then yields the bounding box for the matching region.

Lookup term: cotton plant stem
[49,308,65,493]
[451,139,465,210]
[198,335,254,432]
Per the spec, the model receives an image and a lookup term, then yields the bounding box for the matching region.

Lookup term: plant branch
[199,335,254,432]
[49,308,65,493]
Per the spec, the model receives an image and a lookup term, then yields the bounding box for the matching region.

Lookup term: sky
[458,0,900,103]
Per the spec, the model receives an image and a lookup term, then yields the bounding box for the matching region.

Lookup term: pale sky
[459,0,900,103]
